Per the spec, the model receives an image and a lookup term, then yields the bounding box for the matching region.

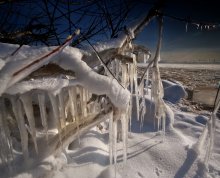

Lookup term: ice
[138,72,147,131]
[121,63,127,88]
[140,98,146,130]
[48,93,62,143]
[20,93,38,154]
[145,68,149,94]
[109,111,113,165]
[128,64,134,95]
[113,118,117,165]
[192,97,220,167]
[79,87,88,118]
[109,109,127,166]
[59,46,130,110]
[38,93,48,140]
[128,63,134,131]
[151,67,166,131]
[84,89,89,116]
[115,59,120,80]
[0,43,130,110]
[0,99,13,169]
[68,87,80,144]
[204,115,214,164]
[0,58,5,70]
[149,17,166,132]
[133,56,139,121]
[58,91,66,128]
[121,111,128,163]
[10,97,29,161]
[128,99,132,132]
[204,100,219,165]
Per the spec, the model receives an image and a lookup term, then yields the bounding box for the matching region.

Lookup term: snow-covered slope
[11,84,220,178]
[0,41,219,178]
[15,104,219,178]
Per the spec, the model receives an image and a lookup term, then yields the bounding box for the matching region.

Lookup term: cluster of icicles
[106,48,167,165]
[0,84,98,166]
[0,46,166,172]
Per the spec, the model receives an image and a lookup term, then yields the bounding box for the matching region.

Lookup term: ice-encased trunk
[38,93,48,140]
[20,93,38,154]
[10,97,29,162]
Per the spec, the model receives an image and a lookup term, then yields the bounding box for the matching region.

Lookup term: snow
[11,103,218,178]
[6,77,69,95]
[162,80,187,104]
[57,46,131,110]
[3,79,218,178]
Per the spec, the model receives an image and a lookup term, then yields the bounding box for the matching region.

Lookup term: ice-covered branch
[153,16,163,66]
[139,15,163,87]
[57,46,130,110]
[0,43,130,110]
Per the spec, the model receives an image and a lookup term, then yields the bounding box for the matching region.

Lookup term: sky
[133,0,220,62]
[0,0,220,63]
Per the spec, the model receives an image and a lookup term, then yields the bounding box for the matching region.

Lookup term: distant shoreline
[160,61,220,64]
[137,63,220,70]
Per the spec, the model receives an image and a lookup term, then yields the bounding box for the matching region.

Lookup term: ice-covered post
[150,15,167,132]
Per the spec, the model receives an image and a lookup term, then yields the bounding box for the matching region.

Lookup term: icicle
[68,88,75,122]
[121,63,128,88]
[150,16,166,133]
[84,88,88,117]
[151,66,166,131]
[109,111,113,165]
[113,119,117,164]
[121,111,128,163]
[129,63,134,94]
[48,93,62,143]
[140,100,146,130]
[68,87,80,144]
[38,93,48,140]
[0,99,13,171]
[145,69,149,94]
[20,93,38,154]
[109,108,120,166]
[79,87,87,119]
[139,78,145,131]
[204,100,219,165]
[128,64,134,132]
[128,99,132,133]
[115,59,120,80]
[85,89,89,113]
[133,55,139,121]
[10,97,29,161]
[58,90,66,128]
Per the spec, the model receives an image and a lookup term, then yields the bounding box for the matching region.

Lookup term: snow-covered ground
[13,82,220,178]
[0,42,219,178]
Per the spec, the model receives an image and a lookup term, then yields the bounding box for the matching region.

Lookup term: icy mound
[162,80,187,104]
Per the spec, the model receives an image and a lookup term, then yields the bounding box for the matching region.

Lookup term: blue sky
[133,1,220,62]
[0,0,220,62]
